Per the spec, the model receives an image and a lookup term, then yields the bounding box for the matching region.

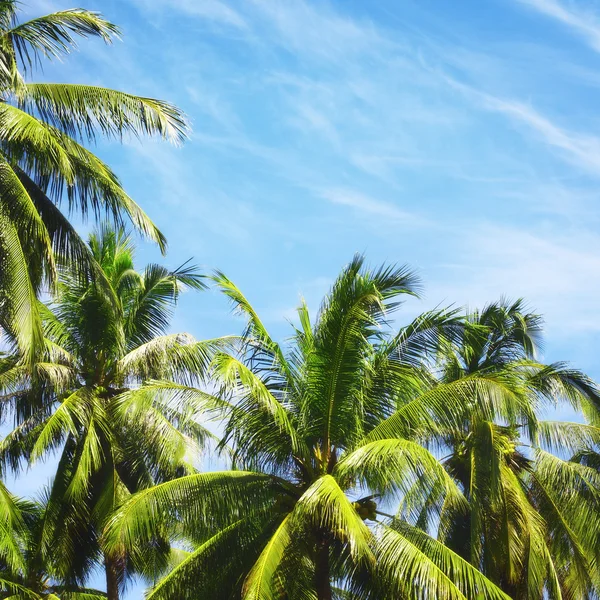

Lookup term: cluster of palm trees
[0,2,598,600]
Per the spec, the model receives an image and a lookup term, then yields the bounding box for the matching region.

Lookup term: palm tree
[428,301,600,598]
[0,485,107,599]
[105,255,518,600]
[0,1,188,364]
[0,226,217,600]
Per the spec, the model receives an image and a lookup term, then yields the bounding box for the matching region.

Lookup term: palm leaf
[5,9,118,69]
[19,83,188,144]
[242,514,294,600]
[376,519,512,600]
[0,208,43,364]
[0,103,167,251]
[104,471,283,555]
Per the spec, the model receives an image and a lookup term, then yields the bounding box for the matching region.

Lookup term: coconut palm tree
[0,226,219,600]
[105,255,519,600]
[0,1,188,364]
[0,480,40,598]
[426,301,600,598]
[0,485,107,599]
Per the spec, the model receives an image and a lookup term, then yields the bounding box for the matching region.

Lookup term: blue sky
[13,0,600,595]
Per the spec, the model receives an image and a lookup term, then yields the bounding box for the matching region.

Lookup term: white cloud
[319,188,424,223]
[130,0,247,29]
[517,0,600,51]
[485,98,600,173]
[185,86,242,132]
[293,103,341,146]
[444,76,600,176]
[248,0,391,63]
[429,222,600,335]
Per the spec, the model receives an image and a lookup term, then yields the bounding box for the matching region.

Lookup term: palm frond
[535,420,600,455]
[295,475,373,563]
[376,519,511,600]
[0,207,43,365]
[6,9,119,69]
[19,83,188,144]
[212,271,293,383]
[338,437,464,506]
[241,514,295,600]
[390,306,463,368]
[104,472,283,555]
[118,336,233,385]
[214,352,305,465]
[0,482,28,574]
[0,103,167,251]
[29,388,94,462]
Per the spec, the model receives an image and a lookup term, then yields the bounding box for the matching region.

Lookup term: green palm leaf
[19,83,187,144]
[376,520,511,600]
[5,9,118,68]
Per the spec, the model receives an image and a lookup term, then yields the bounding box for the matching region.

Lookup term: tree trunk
[104,554,120,600]
[315,538,332,600]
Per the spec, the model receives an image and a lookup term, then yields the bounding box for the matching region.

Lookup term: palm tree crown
[106,256,520,600]
[0,227,212,599]
[0,483,108,599]
[432,301,600,598]
[0,1,188,363]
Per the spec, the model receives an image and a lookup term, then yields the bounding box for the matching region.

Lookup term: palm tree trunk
[104,554,120,600]
[315,538,332,600]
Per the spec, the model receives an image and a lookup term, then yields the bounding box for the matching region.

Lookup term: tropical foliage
[0,1,187,364]
[0,227,214,599]
[0,483,107,599]
[0,4,598,600]
[415,300,600,598]
[102,257,600,600]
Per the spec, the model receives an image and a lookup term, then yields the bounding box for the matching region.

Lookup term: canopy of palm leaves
[427,301,600,598]
[0,226,215,599]
[0,1,188,364]
[0,482,107,599]
[105,255,537,600]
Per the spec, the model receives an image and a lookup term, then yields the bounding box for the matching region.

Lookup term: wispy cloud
[517,0,600,51]
[445,76,600,176]
[51,0,600,348]
[248,0,392,63]
[430,221,600,334]
[130,0,247,29]
[483,97,600,173]
[185,86,242,133]
[319,188,424,223]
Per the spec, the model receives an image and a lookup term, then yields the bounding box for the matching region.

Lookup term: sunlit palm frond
[335,438,465,515]
[118,336,234,385]
[241,514,297,600]
[535,420,600,455]
[296,475,373,563]
[29,388,94,462]
[213,352,304,466]
[213,270,293,384]
[0,103,167,251]
[104,472,283,556]
[150,519,268,600]
[0,208,43,365]
[19,83,188,144]
[5,9,118,69]
[0,482,28,574]
[390,306,463,368]
[123,262,205,347]
[375,519,511,600]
